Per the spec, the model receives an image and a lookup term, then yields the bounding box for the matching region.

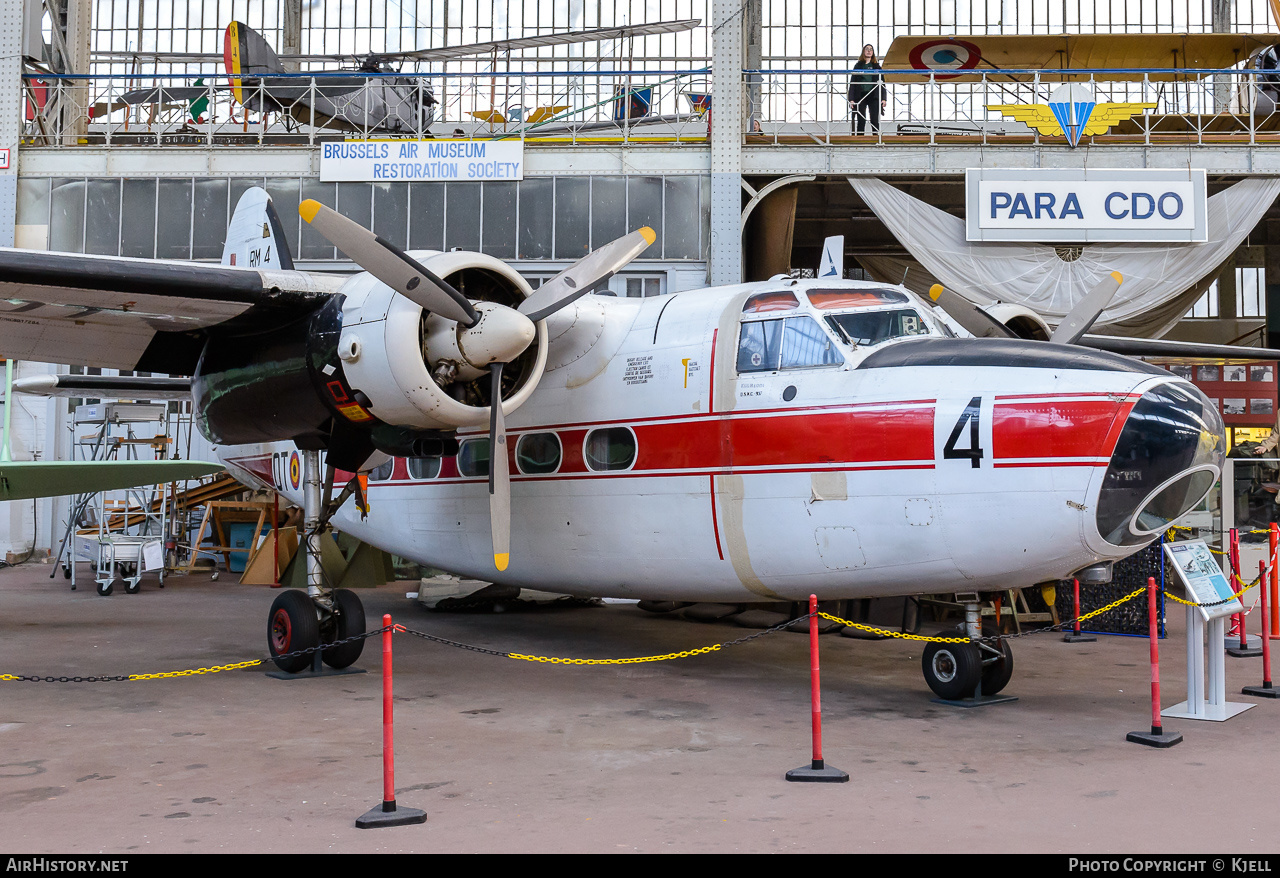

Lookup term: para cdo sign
[319,140,523,183]
[965,168,1207,243]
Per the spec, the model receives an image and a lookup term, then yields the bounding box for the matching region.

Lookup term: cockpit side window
[737,316,842,373]
[825,308,930,347]
[737,319,784,372]
[780,315,843,368]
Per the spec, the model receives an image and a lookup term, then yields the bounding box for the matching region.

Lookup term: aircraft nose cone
[1095,381,1225,547]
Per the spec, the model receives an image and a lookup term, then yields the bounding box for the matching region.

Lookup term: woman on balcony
[848,44,886,135]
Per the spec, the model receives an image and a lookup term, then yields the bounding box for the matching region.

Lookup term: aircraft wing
[1080,335,1280,362]
[367,19,702,64]
[884,33,1270,81]
[0,459,223,502]
[12,374,192,400]
[0,249,343,374]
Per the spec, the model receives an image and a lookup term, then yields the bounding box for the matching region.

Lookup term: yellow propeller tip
[928,283,944,301]
[494,553,510,572]
[299,199,321,224]
[639,227,656,246]
[1110,271,1123,284]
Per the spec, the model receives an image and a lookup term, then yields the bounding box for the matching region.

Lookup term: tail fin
[223,187,294,270]
[818,235,844,278]
[223,21,284,105]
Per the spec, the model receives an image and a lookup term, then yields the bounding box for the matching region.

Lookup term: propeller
[927,271,1123,346]
[518,227,656,321]
[1049,271,1123,345]
[299,199,479,325]
[926,284,1016,339]
[489,364,511,571]
[300,200,654,573]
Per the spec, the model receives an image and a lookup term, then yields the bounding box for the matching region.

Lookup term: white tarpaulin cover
[849,176,1280,337]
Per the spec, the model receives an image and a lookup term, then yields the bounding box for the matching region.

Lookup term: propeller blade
[488,364,511,573]
[1049,271,1123,345]
[299,200,479,326]
[926,284,1016,339]
[518,227,656,322]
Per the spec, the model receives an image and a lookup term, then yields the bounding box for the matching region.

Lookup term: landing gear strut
[266,449,367,674]
[921,599,1015,703]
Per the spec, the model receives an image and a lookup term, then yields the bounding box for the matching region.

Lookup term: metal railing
[21,69,713,147]
[747,67,1280,145]
[22,66,1280,148]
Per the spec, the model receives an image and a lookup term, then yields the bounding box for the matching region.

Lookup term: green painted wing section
[0,460,224,501]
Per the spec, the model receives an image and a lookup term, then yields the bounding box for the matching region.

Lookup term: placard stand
[1162,607,1254,722]
[1162,540,1255,723]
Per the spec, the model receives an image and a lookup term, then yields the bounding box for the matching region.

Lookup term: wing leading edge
[0,248,341,374]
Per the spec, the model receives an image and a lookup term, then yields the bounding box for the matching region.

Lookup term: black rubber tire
[62,565,71,580]
[96,581,113,597]
[979,637,1015,696]
[321,589,366,670]
[268,590,321,673]
[124,580,141,595]
[921,628,981,700]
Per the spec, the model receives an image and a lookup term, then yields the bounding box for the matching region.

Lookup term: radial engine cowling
[335,250,548,431]
[982,303,1051,341]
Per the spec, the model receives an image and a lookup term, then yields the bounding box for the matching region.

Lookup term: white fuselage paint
[218,279,1190,604]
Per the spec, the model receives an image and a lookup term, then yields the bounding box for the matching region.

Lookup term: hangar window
[737,316,843,373]
[457,439,490,478]
[407,456,441,480]
[825,309,931,348]
[584,427,636,472]
[369,459,394,481]
[516,432,562,474]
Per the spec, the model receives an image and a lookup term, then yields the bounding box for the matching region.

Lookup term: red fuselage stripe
[992,399,1134,463]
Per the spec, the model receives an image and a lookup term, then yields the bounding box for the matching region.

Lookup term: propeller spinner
[300,199,654,571]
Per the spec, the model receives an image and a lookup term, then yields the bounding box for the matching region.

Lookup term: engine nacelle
[982,303,1051,341]
[335,250,548,430]
[192,250,548,470]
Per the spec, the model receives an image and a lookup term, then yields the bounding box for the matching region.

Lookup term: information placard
[965,168,1207,243]
[319,140,523,182]
[1162,540,1243,620]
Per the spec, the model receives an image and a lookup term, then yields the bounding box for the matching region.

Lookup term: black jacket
[848,60,885,102]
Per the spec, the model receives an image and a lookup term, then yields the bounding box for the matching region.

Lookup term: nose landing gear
[920,598,1016,705]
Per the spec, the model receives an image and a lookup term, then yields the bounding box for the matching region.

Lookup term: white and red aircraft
[0,188,1238,698]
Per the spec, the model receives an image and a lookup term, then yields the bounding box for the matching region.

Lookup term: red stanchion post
[1064,577,1095,643]
[1128,577,1182,747]
[356,614,427,827]
[1271,523,1279,641]
[1231,528,1247,648]
[786,596,848,783]
[1227,527,1263,657]
[1244,560,1280,699]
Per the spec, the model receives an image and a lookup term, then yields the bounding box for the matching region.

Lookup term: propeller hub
[456,301,536,369]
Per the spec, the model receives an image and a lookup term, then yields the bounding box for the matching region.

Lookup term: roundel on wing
[289,451,301,490]
[907,38,982,78]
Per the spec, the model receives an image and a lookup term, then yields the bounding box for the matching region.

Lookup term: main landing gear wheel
[922,628,981,700]
[268,590,321,673]
[320,588,366,670]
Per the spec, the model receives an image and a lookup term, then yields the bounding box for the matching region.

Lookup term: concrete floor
[1,561,1278,854]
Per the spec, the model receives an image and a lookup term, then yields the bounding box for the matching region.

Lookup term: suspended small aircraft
[0,187,1256,699]
[93,19,699,135]
[882,33,1273,82]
